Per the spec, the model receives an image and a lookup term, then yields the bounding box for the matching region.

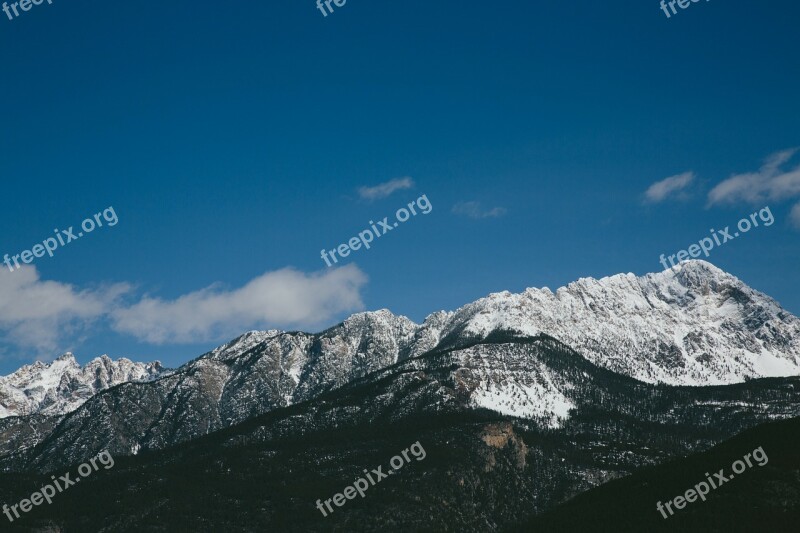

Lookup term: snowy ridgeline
[3,259,800,423]
[0,353,164,418]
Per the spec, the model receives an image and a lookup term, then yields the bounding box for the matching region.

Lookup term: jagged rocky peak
[55,352,79,363]
[336,309,418,339]
[401,309,454,359]
[0,353,166,419]
[206,330,283,361]
[670,258,734,287]
[430,259,800,385]
[310,309,419,368]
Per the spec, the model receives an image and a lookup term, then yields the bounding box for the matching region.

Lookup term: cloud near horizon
[643,171,695,203]
[0,265,368,358]
[111,266,367,344]
[0,268,130,356]
[357,177,415,201]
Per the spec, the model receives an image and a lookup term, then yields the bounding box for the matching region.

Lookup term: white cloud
[643,171,695,203]
[0,267,130,356]
[708,148,800,206]
[357,177,414,201]
[0,265,368,357]
[109,265,368,344]
[451,201,507,219]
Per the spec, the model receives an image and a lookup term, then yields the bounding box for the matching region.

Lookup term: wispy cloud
[0,265,368,358]
[643,171,695,203]
[0,268,130,356]
[110,266,367,344]
[708,148,800,206]
[357,177,414,201]
[451,201,507,219]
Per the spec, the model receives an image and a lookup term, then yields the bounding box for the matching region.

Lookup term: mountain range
[0,259,798,531]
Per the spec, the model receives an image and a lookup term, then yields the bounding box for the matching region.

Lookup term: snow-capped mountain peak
[429,260,800,385]
[0,354,165,418]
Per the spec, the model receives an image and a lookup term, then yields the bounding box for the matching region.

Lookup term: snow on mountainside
[0,353,165,418]
[432,260,800,385]
[3,260,800,473]
[457,342,576,428]
[1,259,797,436]
[0,313,426,470]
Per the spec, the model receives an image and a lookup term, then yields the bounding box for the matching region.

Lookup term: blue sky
[1,0,799,373]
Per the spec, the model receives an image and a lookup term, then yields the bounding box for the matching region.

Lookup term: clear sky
[1,0,799,373]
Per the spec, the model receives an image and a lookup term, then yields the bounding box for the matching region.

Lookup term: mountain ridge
[0,353,164,419]
[1,260,798,474]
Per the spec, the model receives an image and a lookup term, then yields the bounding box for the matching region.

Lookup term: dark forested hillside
[1,336,798,532]
[512,416,800,532]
